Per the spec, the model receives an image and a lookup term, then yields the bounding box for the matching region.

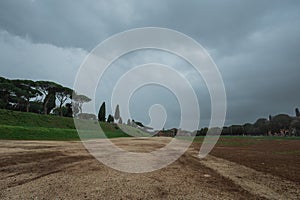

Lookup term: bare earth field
[0,138,299,199]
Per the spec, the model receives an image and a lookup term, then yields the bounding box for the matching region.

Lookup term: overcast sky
[0,0,299,129]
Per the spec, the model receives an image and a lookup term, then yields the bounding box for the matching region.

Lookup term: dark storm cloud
[0,0,140,50]
[0,0,299,128]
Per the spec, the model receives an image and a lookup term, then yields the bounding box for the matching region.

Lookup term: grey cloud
[0,30,88,88]
[0,0,138,50]
[0,0,299,128]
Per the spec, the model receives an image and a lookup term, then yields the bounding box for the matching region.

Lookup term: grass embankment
[0,109,130,140]
[2,109,299,142]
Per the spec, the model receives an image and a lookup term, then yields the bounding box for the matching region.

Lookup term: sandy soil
[0,138,299,199]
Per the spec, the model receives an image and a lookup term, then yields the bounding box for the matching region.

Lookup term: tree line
[2,76,299,136]
[197,109,300,137]
[0,76,142,125]
[0,76,91,117]
[97,102,141,126]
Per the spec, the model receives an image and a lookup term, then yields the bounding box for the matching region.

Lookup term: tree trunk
[60,102,63,116]
[26,102,30,112]
[44,97,49,115]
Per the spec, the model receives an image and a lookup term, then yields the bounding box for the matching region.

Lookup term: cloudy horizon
[0,0,300,129]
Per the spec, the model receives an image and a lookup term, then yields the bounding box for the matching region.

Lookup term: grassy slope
[0,109,130,140]
[2,109,298,141]
[0,109,75,129]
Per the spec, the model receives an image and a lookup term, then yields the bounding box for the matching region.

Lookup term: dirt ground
[0,138,299,199]
[208,138,300,183]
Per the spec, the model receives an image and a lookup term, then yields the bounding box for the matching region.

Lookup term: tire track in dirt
[199,155,300,200]
[1,139,299,199]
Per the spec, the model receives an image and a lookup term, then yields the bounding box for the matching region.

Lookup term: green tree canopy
[11,79,41,112]
[107,114,114,123]
[36,81,63,114]
[269,114,292,133]
[254,118,269,135]
[56,86,73,116]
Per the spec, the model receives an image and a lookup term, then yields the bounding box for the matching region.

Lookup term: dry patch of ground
[209,138,300,183]
[200,155,300,199]
[0,138,299,199]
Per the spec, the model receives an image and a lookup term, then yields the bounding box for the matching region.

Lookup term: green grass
[215,135,300,140]
[0,109,132,140]
[0,125,79,140]
[190,135,300,147]
[274,150,300,155]
[1,109,300,141]
[192,135,300,141]
[0,109,75,129]
[189,137,255,146]
[0,124,131,140]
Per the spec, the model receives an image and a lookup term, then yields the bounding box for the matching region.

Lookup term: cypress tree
[98,102,106,121]
[114,104,120,121]
[296,108,300,117]
[107,114,114,123]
